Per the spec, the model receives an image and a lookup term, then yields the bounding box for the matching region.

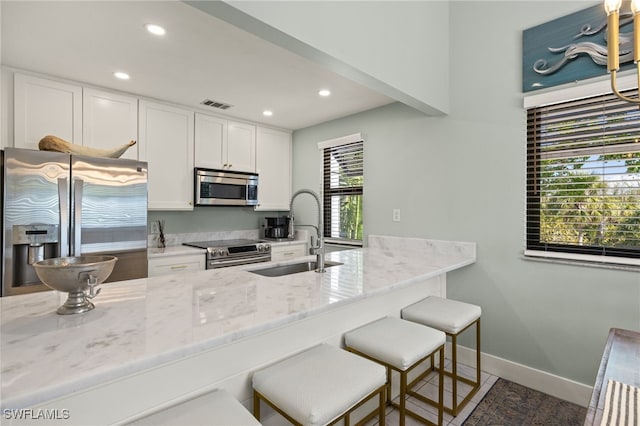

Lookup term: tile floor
[365,360,499,426]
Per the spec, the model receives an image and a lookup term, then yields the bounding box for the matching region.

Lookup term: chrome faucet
[289,189,325,272]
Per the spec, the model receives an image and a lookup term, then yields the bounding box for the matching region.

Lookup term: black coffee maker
[263,216,292,240]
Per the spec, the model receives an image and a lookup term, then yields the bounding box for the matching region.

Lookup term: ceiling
[1,1,395,131]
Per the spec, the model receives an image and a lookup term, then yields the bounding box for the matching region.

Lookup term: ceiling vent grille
[200,99,233,110]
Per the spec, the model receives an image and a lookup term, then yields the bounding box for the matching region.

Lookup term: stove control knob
[257,244,264,252]
[264,243,271,252]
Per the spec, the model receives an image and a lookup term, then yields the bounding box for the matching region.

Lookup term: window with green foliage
[526,89,640,261]
[322,140,363,243]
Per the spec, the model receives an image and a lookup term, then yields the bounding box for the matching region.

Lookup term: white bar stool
[130,388,261,425]
[344,317,446,426]
[402,296,481,416]
[252,343,387,426]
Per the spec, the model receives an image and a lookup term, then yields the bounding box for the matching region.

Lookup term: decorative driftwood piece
[38,135,136,158]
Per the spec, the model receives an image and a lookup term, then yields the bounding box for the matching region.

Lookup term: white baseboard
[455,345,593,407]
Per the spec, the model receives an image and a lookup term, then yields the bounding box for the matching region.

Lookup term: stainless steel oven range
[183,239,271,269]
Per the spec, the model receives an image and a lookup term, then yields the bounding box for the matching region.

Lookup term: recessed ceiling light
[318,89,331,97]
[114,71,130,80]
[145,24,166,36]
[263,110,273,117]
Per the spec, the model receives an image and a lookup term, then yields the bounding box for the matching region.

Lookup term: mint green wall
[291,1,640,388]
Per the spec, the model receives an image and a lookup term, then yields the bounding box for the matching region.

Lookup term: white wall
[191,0,449,115]
[291,0,640,389]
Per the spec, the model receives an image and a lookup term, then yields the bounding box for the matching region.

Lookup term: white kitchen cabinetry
[148,253,205,277]
[194,114,255,173]
[194,113,227,170]
[255,127,292,211]
[227,121,256,172]
[270,243,307,261]
[83,88,138,160]
[139,100,194,210]
[14,73,82,150]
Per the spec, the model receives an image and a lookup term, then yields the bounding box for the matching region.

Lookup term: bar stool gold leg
[400,371,407,426]
[452,333,458,414]
[386,367,392,404]
[379,386,386,426]
[446,318,481,416]
[344,317,445,426]
[439,346,445,426]
[476,318,482,388]
[402,297,482,418]
[253,390,260,421]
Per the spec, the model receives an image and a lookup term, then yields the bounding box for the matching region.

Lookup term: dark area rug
[463,378,587,426]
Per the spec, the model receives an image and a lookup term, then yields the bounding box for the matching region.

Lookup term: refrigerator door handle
[58,177,69,257]
[72,178,84,257]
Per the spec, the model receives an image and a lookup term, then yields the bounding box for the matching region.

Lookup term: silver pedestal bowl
[32,256,117,315]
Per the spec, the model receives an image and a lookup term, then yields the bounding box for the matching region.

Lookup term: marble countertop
[147,245,206,258]
[1,235,475,410]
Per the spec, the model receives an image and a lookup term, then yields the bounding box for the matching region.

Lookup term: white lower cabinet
[148,253,206,277]
[270,243,307,261]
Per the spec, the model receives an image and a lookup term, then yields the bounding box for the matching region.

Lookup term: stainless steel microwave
[194,168,259,207]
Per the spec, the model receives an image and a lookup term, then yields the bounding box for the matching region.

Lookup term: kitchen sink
[249,261,343,277]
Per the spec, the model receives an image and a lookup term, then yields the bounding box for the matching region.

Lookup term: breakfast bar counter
[1,235,475,425]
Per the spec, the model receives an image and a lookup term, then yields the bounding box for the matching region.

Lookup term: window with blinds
[322,140,363,243]
[526,89,640,260]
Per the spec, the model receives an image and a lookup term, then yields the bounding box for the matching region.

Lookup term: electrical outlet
[392,209,401,222]
[150,221,159,234]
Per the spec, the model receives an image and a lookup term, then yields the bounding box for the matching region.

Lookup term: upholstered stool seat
[344,317,446,426]
[402,296,481,416]
[252,343,387,426]
[130,388,261,425]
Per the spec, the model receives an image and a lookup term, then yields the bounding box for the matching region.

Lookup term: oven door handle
[208,255,271,269]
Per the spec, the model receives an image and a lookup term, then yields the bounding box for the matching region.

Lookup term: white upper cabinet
[10,71,290,213]
[14,73,82,150]
[194,113,227,170]
[227,121,256,173]
[139,100,194,211]
[83,88,138,160]
[255,126,292,211]
[194,114,256,173]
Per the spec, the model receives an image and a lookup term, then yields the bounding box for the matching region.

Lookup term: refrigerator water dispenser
[12,224,59,287]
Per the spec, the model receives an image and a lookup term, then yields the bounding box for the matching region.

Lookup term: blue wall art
[523,1,636,92]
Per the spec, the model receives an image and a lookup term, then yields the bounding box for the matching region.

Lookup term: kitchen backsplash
[148,229,310,248]
[148,229,261,248]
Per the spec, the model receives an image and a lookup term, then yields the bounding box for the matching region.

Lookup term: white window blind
[322,140,363,243]
[526,88,640,260]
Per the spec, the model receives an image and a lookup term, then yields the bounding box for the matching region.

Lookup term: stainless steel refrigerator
[1,148,148,296]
